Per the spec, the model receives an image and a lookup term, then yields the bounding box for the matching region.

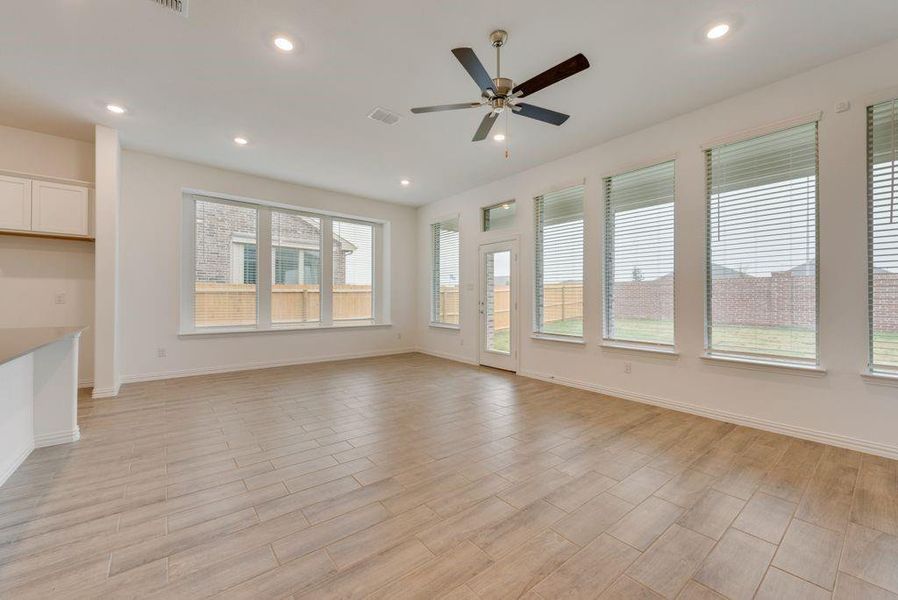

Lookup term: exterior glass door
[479,240,517,371]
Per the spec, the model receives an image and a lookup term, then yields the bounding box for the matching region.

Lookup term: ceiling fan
[411,29,589,141]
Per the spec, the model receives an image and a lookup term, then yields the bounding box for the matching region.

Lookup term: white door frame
[478,238,519,372]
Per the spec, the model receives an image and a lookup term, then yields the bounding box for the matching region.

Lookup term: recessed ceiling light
[274,37,295,52]
[706,23,730,39]
[106,104,126,114]
[400,179,410,186]
[493,133,506,142]
[234,137,249,146]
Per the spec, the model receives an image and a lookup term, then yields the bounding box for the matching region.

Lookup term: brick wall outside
[613,272,898,331]
[195,201,347,284]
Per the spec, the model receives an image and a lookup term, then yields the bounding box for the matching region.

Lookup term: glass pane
[485,250,511,354]
[708,123,817,362]
[194,199,257,327]
[535,187,583,337]
[483,201,516,231]
[272,211,321,324]
[333,220,374,320]
[432,219,460,325]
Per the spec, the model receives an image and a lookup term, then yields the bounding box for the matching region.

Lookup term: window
[272,211,321,324]
[534,185,584,338]
[195,199,258,327]
[706,122,818,363]
[431,217,460,325]
[604,161,675,347]
[868,99,898,373]
[483,201,516,231]
[333,219,374,321]
[185,194,382,332]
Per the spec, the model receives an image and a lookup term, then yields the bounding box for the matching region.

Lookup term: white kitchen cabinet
[0,174,32,231]
[31,180,90,236]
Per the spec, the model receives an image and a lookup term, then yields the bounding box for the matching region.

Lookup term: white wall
[0,125,94,385]
[417,39,898,458]
[119,151,417,381]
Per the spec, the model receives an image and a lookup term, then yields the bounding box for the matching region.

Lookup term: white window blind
[868,99,898,372]
[706,122,818,363]
[431,217,460,325]
[271,211,321,324]
[534,185,584,337]
[604,161,675,346]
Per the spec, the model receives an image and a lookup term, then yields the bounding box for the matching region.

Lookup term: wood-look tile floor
[1,353,897,599]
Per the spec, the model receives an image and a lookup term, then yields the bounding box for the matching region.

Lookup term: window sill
[179,322,390,337]
[601,340,679,357]
[862,370,898,386]
[429,323,461,331]
[531,333,586,345]
[700,353,825,375]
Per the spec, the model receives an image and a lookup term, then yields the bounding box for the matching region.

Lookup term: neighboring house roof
[711,264,751,279]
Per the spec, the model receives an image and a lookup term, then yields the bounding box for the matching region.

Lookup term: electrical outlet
[624,362,632,374]
[54,292,66,305]
[157,348,167,358]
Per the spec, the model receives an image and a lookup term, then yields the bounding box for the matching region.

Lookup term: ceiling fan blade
[411,102,482,114]
[472,111,498,141]
[512,53,589,98]
[452,47,497,94]
[513,103,570,126]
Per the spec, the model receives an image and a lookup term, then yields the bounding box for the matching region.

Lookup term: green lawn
[488,317,898,367]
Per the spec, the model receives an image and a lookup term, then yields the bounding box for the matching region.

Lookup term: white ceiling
[2,1,898,206]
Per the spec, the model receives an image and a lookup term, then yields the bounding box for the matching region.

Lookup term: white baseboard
[120,347,418,385]
[34,427,80,448]
[92,383,121,399]
[519,369,898,461]
[414,348,478,365]
[0,443,34,489]
[78,377,93,389]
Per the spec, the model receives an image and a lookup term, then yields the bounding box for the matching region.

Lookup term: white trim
[519,368,898,460]
[601,341,679,357]
[701,353,826,376]
[701,111,823,150]
[179,322,390,337]
[34,427,80,448]
[183,187,388,225]
[531,333,586,345]
[92,383,121,398]
[78,377,94,388]
[0,167,94,188]
[120,347,416,384]
[429,323,461,331]
[0,442,33,489]
[862,370,898,387]
[414,348,478,366]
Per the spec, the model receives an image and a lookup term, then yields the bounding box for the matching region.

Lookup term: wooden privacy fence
[195,283,372,326]
[435,283,584,331]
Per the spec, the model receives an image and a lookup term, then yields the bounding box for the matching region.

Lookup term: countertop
[0,327,85,367]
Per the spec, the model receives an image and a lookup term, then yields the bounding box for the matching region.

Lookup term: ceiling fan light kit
[411,29,590,142]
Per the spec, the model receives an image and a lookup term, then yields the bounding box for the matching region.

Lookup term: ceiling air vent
[149,0,188,16]
[367,107,401,126]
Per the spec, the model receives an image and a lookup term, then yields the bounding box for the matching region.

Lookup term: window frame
[482,200,516,232]
[180,190,387,335]
[533,184,585,341]
[867,97,898,376]
[602,159,677,351]
[430,215,461,329]
[703,118,821,367]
